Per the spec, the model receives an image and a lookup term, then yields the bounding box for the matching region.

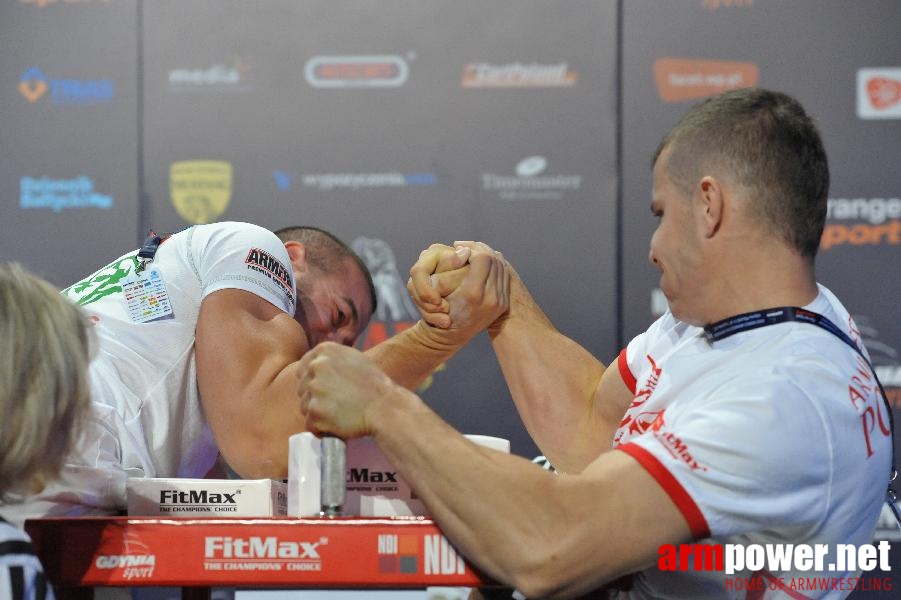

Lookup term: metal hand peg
[320,435,346,517]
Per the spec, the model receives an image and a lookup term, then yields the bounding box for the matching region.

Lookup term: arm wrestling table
[24,516,496,600]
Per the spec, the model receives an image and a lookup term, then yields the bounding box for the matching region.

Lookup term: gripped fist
[407,243,471,328]
[296,342,395,439]
[407,241,510,336]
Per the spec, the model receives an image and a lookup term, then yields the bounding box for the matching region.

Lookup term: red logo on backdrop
[304,55,409,88]
[867,77,901,109]
[857,68,901,119]
[653,58,758,103]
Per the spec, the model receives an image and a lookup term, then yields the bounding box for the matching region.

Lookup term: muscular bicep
[195,288,309,478]
[593,356,636,449]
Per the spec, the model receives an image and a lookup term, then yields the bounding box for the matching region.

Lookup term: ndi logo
[377,534,419,574]
[18,66,114,105]
[20,176,113,211]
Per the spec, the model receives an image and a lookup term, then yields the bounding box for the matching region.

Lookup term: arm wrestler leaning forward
[0,221,498,526]
[296,89,894,599]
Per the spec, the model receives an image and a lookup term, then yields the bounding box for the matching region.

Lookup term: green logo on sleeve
[63,254,140,306]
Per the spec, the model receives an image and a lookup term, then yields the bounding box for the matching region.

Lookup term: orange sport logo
[821,197,901,250]
[654,58,758,103]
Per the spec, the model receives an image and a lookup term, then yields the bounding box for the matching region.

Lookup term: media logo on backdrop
[169,57,253,92]
[304,55,410,88]
[170,160,232,225]
[461,62,578,88]
[653,58,758,102]
[18,66,114,105]
[857,68,901,119]
[352,237,443,393]
[482,156,582,201]
[821,197,901,250]
[20,175,113,211]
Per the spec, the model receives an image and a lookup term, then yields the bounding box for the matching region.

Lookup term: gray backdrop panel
[0,0,139,286]
[139,0,619,457]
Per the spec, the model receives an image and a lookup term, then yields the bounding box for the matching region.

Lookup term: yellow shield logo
[170,160,232,224]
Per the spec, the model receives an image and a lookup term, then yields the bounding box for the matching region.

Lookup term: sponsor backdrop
[0,0,140,283]
[1,0,899,532]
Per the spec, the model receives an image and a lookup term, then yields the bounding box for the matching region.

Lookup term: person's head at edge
[649,87,830,326]
[273,226,377,349]
[0,262,92,502]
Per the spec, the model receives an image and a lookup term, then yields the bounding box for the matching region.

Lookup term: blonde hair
[0,262,92,500]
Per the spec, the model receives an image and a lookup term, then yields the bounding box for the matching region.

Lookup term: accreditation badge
[122,265,175,323]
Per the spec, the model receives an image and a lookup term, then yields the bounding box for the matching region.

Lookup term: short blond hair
[0,262,92,500]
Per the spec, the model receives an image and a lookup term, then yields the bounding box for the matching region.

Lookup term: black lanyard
[704,306,899,524]
[135,229,172,274]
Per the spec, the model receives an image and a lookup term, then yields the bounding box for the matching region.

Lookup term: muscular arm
[196,246,505,479]
[364,320,469,390]
[376,409,690,598]
[299,344,691,599]
[488,266,634,472]
[195,288,310,479]
[409,244,634,473]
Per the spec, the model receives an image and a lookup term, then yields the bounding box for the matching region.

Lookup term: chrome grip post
[320,436,346,517]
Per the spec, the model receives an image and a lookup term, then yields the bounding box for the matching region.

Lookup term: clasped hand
[407,240,510,334]
[297,241,510,439]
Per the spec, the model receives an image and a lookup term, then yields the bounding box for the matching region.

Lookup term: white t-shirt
[0,517,53,600]
[4,222,297,525]
[612,285,892,599]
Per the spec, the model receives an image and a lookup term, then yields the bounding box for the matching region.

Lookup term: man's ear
[698,176,724,238]
[284,241,308,273]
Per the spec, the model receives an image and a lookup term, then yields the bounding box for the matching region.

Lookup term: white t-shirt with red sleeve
[612,285,892,599]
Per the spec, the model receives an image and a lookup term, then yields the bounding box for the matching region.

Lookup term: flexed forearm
[489,269,612,473]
